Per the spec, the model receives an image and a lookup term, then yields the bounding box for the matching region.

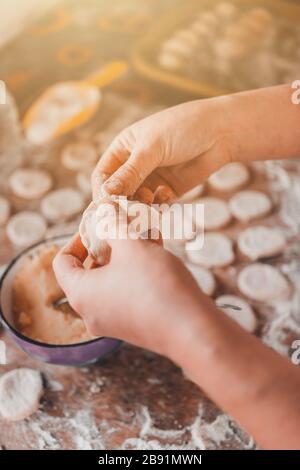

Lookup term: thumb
[102,149,158,197]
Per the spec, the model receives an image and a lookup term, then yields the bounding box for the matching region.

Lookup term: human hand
[92,98,231,200]
[52,233,212,357]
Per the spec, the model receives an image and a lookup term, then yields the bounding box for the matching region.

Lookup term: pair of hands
[53,98,233,356]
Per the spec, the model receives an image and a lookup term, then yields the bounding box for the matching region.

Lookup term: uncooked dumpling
[209,163,249,191]
[186,233,234,268]
[237,226,285,260]
[237,263,291,302]
[229,190,272,222]
[216,294,257,332]
[0,368,43,421]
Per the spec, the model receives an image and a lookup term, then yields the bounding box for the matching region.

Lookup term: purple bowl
[0,235,122,366]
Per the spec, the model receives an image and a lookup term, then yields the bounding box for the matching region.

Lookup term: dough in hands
[237,263,291,302]
[7,211,47,246]
[0,368,43,421]
[41,188,84,222]
[237,226,285,260]
[229,190,272,222]
[186,232,234,268]
[9,168,53,199]
[79,198,160,264]
[197,197,231,231]
[178,184,204,202]
[216,294,257,332]
[186,263,216,296]
[0,196,10,226]
[208,163,249,191]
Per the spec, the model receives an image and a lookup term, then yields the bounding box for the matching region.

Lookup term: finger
[102,149,158,197]
[53,234,87,295]
[153,185,175,204]
[134,186,154,204]
[92,138,130,200]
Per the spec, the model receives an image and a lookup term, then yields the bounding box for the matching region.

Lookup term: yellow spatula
[23,60,128,145]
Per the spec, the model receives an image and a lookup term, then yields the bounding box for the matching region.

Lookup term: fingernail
[103,179,124,195]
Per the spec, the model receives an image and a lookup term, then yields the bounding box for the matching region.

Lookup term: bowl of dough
[0,235,121,366]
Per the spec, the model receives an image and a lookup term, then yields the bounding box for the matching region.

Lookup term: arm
[53,235,300,450]
[91,84,300,199]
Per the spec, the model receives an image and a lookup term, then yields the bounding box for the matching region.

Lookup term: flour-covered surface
[0,337,254,450]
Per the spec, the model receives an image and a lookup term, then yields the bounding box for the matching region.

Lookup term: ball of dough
[237,263,291,302]
[41,188,84,222]
[9,168,53,199]
[216,294,257,332]
[197,197,231,231]
[229,190,272,222]
[208,163,249,191]
[237,226,285,260]
[0,196,10,226]
[0,368,43,421]
[186,263,216,296]
[61,142,97,171]
[186,232,234,268]
[7,211,47,247]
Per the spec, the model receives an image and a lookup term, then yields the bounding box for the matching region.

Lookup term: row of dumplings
[0,140,98,247]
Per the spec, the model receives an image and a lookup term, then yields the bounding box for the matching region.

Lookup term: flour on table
[229,190,272,222]
[0,368,43,421]
[186,233,234,268]
[238,263,291,302]
[209,162,249,191]
[216,295,257,332]
[237,226,285,260]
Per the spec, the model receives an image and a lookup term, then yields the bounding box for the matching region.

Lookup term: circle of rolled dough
[186,263,216,296]
[41,188,84,222]
[216,294,257,332]
[198,197,231,230]
[61,142,97,171]
[158,50,183,70]
[7,211,47,246]
[0,196,10,226]
[186,232,234,268]
[237,226,285,260]
[237,263,291,302]
[209,163,249,191]
[229,190,272,222]
[0,368,43,421]
[9,168,53,199]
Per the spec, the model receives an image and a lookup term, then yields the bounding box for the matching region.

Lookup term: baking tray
[132,0,300,97]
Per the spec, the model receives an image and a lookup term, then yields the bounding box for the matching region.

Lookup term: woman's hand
[52,234,211,357]
[92,98,231,200]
